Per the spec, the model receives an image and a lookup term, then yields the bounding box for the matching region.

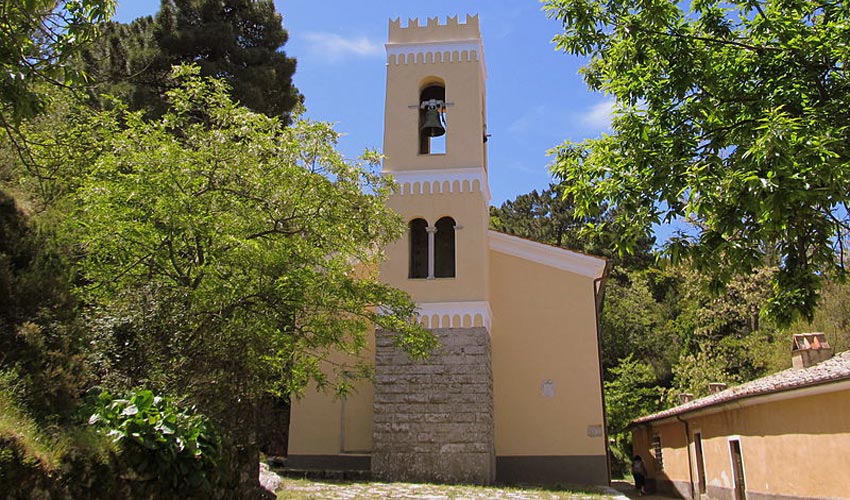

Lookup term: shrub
[88,389,223,498]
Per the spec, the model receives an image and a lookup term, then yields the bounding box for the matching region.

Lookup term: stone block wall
[372,327,495,484]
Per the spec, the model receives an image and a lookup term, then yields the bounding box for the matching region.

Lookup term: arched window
[419,84,446,155]
[409,218,428,279]
[434,217,456,278]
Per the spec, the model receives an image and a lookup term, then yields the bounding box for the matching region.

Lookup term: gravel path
[276,477,620,500]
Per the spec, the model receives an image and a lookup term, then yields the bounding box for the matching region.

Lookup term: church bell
[420,100,446,137]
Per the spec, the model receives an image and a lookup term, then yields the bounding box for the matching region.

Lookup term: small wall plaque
[541,380,555,398]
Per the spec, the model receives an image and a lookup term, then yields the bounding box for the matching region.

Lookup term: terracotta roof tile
[631,350,850,425]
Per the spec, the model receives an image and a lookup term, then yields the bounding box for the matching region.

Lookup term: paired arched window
[409,218,429,279]
[408,217,456,279]
[434,217,456,278]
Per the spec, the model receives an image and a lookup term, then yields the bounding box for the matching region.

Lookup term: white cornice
[385,39,487,80]
[383,167,491,202]
[488,230,607,279]
[416,301,492,331]
[386,39,480,56]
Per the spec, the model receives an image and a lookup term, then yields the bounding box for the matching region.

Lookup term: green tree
[778,274,850,370]
[601,271,679,380]
[22,66,434,489]
[544,0,850,322]
[0,0,115,124]
[604,354,663,476]
[490,185,589,249]
[491,184,655,269]
[0,191,94,421]
[668,347,734,405]
[82,0,301,122]
[672,266,779,382]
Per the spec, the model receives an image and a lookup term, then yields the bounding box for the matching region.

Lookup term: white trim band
[416,301,492,331]
[385,40,487,80]
[488,230,607,279]
[386,40,480,58]
[383,167,491,202]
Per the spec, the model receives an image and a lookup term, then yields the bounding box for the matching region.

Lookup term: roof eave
[630,377,850,428]
[487,230,607,279]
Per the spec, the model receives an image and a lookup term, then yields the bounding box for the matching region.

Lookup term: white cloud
[302,32,382,61]
[579,98,615,130]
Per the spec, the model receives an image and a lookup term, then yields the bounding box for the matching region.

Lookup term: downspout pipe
[676,414,696,499]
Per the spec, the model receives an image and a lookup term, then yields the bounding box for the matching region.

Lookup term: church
[288,15,610,486]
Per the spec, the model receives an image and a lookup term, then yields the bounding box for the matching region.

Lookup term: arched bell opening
[408,218,429,279]
[434,216,456,278]
[419,84,446,155]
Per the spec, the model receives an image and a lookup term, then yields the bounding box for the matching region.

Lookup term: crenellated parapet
[385,15,485,75]
[388,15,480,44]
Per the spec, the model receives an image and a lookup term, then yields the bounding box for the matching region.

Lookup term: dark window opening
[419,84,446,155]
[730,439,747,500]
[652,433,664,471]
[409,218,428,279]
[695,432,706,494]
[434,216,455,278]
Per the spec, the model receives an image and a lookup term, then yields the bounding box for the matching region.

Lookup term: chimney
[678,393,694,405]
[791,333,833,369]
[708,383,727,394]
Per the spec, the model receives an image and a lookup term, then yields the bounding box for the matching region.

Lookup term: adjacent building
[631,333,850,499]
[287,15,610,486]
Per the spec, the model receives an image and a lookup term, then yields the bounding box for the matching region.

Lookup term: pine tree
[83,0,302,123]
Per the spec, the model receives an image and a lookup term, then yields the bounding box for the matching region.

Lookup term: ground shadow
[611,480,680,499]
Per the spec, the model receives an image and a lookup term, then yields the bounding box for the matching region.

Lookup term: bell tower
[382,15,488,173]
[380,14,491,307]
[374,15,495,485]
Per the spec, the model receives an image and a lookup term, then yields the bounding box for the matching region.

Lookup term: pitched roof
[631,350,850,425]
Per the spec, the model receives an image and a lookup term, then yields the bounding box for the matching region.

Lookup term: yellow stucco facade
[632,380,850,499]
[288,15,609,485]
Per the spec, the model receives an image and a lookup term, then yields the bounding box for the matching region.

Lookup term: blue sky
[114,1,613,207]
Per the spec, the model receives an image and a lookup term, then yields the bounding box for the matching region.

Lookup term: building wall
[633,420,693,498]
[489,249,608,485]
[287,333,375,470]
[288,15,608,486]
[288,246,609,485]
[372,327,494,484]
[633,387,850,499]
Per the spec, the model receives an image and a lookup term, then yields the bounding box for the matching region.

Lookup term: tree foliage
[601,271,678,379]
[28,66,434,396]
[544,0,850,322]
[490,185,592,250]
[605,354,664,434]
[490,184,655,269]
[603,354,664,476]
[81,0,302,122]
[786,276,850,354]
[0,189,94,421]
[0,0,115,123]
[13,66,435,488]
